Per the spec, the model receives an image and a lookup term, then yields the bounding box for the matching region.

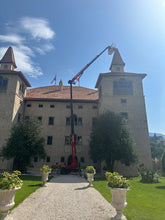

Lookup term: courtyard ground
[6,175,116,220]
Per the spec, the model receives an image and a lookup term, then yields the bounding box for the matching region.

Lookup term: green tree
[89,111,137,172]
[150,141,165,159]
[2,119,46,172]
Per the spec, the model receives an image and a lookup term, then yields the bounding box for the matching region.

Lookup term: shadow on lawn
[155,185,165,189]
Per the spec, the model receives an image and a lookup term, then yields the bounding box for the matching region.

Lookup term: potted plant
[0,170,23,219]
[40,165,51,186]
[105,172,129,220]
[51,164,60,175]
[85,166,96,186]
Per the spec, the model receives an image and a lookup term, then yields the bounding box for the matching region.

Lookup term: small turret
[0,46,17,71]
[110,48,125,72]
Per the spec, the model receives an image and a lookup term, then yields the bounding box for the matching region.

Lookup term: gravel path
[6,175,116,220]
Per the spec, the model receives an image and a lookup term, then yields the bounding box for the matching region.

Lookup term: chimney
[59,80,63,91]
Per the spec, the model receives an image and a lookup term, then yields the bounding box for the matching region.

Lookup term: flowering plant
[85,166,96,174]
[105,172,129,188]
[51,164,59,170]
[40,165,51,174]
[0,170,23,190]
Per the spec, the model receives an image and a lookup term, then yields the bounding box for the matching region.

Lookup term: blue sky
[0,0,165,134]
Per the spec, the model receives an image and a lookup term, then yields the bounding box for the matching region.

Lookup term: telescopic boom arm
[68,45,115,169]
[68,45,115,85]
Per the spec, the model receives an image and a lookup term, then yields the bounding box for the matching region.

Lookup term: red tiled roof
[0,70,31,87]
[24,85,98,101]
[95,72,147,88]
[0,47,17,68]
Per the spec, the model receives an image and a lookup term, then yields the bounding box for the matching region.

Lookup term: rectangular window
[78,118,82,126]
[50,104,55,108]
[0,76,8,92]
[121,112,128,119]
[77,136,82,145]
[92,105,97,109]
[121,99,127,103]
[113,79,133,95]
[38,116,42,122]
[47,156,50,162]
[61,156,65,162]
[48,117,54,125]
[65,136,71,145]
[66,105,71,109]
[47,136,53,145]
[0,76,2,87]
[80,157,85,163]
[27,104,31,107]
[66,117,70,125]
[38,104,43,108]
[78,105,83,109]
[2,80,8,89]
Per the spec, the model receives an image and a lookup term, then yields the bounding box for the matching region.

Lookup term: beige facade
[0,47,152,175]
[23,100,98,169]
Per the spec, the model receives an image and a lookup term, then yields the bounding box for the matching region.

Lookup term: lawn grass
[93,176,165,220]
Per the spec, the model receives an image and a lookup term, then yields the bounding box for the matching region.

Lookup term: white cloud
[0,34,24,44]
[13,46,43,77]
[35,43,54,55]
[0,17,55,78]
[20,17,55,40]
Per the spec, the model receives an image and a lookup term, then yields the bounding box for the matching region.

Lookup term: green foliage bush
[40,165,51,174]
[140,169,159,183]
[85,166,96,174]
[105,171,129,188]
[0,171,23,190]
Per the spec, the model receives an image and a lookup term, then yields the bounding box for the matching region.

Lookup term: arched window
[113,78,133,95]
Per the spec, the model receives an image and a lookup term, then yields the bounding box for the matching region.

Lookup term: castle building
[0,47,152,175]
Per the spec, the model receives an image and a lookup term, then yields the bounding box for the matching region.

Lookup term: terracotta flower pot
[0,187,20,219]
[107,187,129,220]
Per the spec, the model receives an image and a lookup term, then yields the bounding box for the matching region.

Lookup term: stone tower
[0,47,31,170]
[95,48,152,176]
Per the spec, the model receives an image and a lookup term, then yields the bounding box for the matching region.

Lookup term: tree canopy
[89,111,137,172]
[2,119,46,172]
